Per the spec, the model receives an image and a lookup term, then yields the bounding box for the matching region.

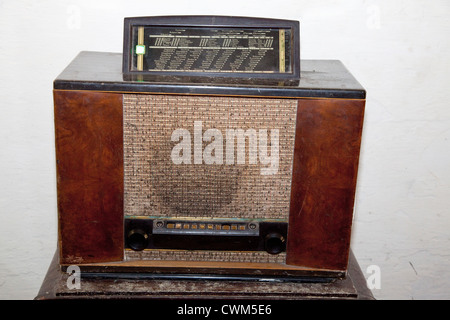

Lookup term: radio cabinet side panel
[54,90,124,264]
[287,98,365,271]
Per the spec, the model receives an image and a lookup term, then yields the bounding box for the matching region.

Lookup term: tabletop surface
[35,250,374,300]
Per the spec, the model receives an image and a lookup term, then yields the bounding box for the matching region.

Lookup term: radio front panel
[123,94,295,263]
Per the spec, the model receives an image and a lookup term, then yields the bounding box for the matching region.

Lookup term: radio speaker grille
[123,94,297,220]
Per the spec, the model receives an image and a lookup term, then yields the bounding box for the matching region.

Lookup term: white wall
[0,0,449,300]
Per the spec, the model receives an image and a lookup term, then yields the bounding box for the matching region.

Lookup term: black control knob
[264,232,286,255]
[126,228,149,251]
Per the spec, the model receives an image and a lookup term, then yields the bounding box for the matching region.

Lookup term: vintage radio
[54,16,365,280]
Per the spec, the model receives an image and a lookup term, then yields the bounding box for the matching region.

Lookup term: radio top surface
[54,51,365,99]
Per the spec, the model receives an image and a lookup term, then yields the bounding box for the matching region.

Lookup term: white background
[0,0,449,300]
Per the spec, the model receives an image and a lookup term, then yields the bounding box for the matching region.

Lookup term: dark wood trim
[54,80,366,99]
[62,258,343,279]
[54,90,124,264]
[286,98,365,270]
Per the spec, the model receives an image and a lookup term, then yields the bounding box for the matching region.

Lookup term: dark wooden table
[35,250,373,300]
